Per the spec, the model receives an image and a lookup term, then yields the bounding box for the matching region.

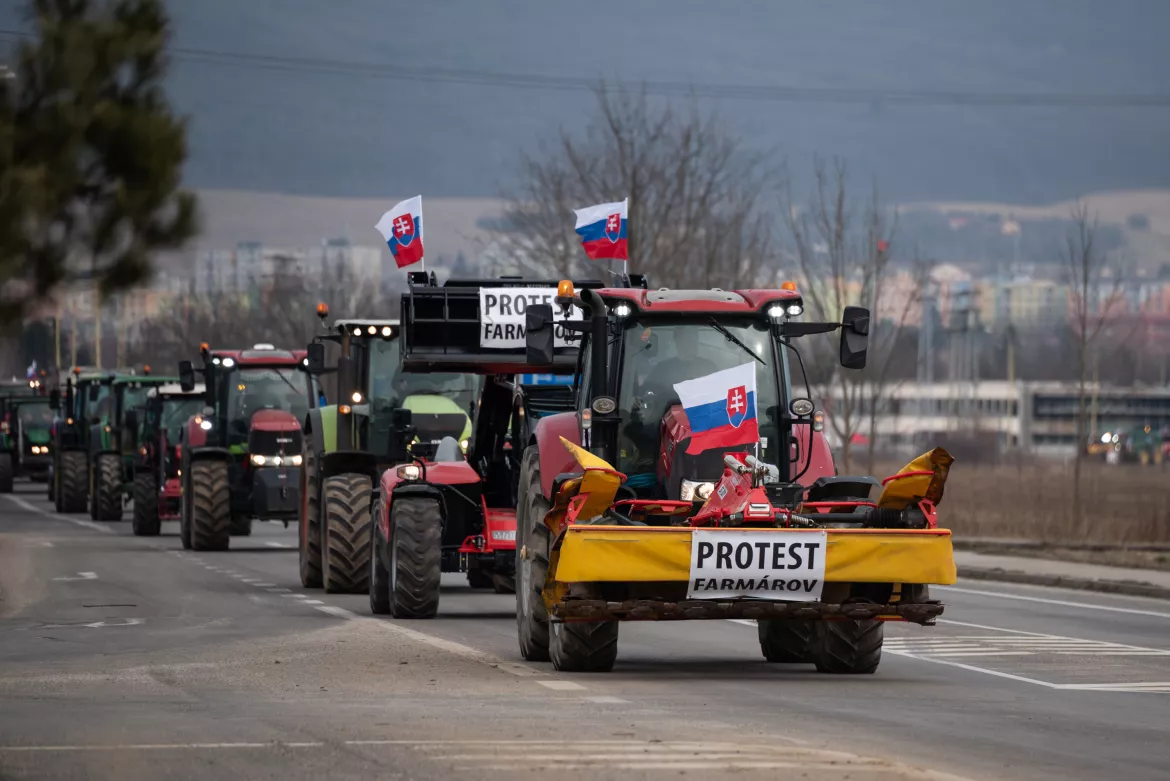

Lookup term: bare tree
[495,84,775,287]
[781,157,909,474]
[1064,200,1123,531]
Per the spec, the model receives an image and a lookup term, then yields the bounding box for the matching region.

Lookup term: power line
[3,26,1170,107]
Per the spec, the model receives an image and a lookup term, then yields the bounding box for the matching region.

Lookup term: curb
[958,566,1170,601]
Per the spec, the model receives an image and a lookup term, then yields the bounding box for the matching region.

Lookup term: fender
[304,408,326,460]
[531,411,580,500]
[376,477,446,538]
[188,445,231,464]
[321,450,378,482]
[793,427,836,485]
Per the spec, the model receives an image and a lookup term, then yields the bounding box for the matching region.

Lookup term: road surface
[1,481,1167,781]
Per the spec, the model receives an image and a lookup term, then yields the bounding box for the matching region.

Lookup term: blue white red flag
[573,199,628,260]
[375,196,425,268]
[25,360,36,379]
[672,362,759,455]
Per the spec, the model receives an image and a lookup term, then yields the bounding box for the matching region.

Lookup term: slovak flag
[672,362,759,455]
[375,196,425,269]
[573,198,628,260]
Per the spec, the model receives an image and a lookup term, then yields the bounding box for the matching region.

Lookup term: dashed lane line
[264,542,290,548]
[537,680,587,691]
[2,495,111,533]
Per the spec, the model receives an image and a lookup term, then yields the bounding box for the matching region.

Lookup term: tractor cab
[177,344,318,549]
[0,378,53,490]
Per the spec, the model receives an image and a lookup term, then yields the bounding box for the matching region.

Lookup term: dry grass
[927,461,1170,544]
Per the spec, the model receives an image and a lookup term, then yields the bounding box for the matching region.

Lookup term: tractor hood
[249,409,302,432]
[402,394,473,443]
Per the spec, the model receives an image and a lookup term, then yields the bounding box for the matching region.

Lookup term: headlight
[786,304,803,317]
[612,303,632,318]
[680,479,715,502]
[396,464,421,481]
[251,453,266,466]
[199,419,213,431]
[351,391,363,403]
[222,357,235,368]
[460,438,469,452]
[767,304,785,323]
[288,454,303,466]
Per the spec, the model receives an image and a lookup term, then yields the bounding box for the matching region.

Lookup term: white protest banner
[479,287,583,349]
[687,530,827,601]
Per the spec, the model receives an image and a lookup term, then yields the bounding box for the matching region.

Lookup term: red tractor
[177,343,318,550]
[130,382,207,535]
[365,274,600,618]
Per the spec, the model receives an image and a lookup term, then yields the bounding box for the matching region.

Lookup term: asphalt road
[2,480,1168,781]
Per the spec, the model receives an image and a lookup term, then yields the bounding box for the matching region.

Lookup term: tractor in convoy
[0,378,53,491]
[299,312,482,594]
[47,368,169,517]
[506,279,956,674]
[362,274,600,618]
[130,382,207,536]
[177,344,317,551]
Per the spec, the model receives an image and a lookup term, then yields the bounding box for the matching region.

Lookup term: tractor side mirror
[525,304,555,366]
[391,407,413,431]
[178,360,196,392]
[49,389,61,410]
[87,384,100,402]
[306,342,326,374]
[839,306,870,371]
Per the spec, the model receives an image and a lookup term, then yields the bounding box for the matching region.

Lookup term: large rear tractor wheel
[189,460,230,551]
[388,497,442,618]
[0,452,13,493]
[298,448,322,588]
[58,451,88,513]
[759,620,817,663]
[93,454,123,521]
[322,474,374,594]
[516,446,551,662]
[550,620,619,673]
[179,475,192,550]
[132,473,160,536]
[814,619,883,675]
[47,465,55,502]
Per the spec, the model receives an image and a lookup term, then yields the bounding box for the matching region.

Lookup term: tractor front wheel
[93,454,123,521]
[298,448,322,588]
[58,451,88,513]
[550,620,619,673]
[388,497,441,619]
[516,445,551,662]
[814,619,883,675]
[369,510,391,615]
[132,473,160,536]
[189,459,230,551]
[322,474,373,594]
[0,452,13,493]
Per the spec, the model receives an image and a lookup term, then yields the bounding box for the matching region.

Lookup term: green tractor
[300,317,480,593]
[49,369,173,517]
[0,378,53,491]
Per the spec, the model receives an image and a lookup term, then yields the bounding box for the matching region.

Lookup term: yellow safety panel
[553,527,956,585]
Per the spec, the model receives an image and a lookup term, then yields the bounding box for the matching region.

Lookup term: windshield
[617,318,783,475]
[17,402,52,428]
[121,386,152,418]
[227,368,311,425]
[161,397,204,443]
[368,339,479,413]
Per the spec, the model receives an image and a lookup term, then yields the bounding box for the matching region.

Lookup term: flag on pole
[25,359,36,379]
[672,362,759,455]
[375,196,425,268]
[573,199,628,260]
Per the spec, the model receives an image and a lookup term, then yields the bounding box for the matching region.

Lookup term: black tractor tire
[93,454,123,521]
[322,473,374,594]
[298,448,322,588]
[759,620,817,663]
[467,568,492,589]
[388,497,442,619]
[230,517,252,536]
[132,472,160,536]
[47,466,55,502]
[58,451,88,513]
[550,620,619,673]
[0,452,13,493]
[814,619,884,675]
[516,446,551,662]
[179,477,192,550]
[189,459,230,551]
[492,573,516,594]
[369,511,391,615]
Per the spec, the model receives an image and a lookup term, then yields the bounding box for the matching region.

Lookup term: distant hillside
[3,1,1169,205]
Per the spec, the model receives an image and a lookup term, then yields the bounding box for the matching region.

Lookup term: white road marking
[302,599,324,605]
[280,594,303,598]
[3,495,111,533]
[40,541,54,548]
[537,680,587,691]
[264,542,290,548]
[938,585,1170,620]
[52,571,97,582]
[315,605,358,619]
[584,695,629,704]
[267,588,291,593]
[240,579,261,583]
[36,618,145,629]
[253,582,275,587]
[885,634,1170,658]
